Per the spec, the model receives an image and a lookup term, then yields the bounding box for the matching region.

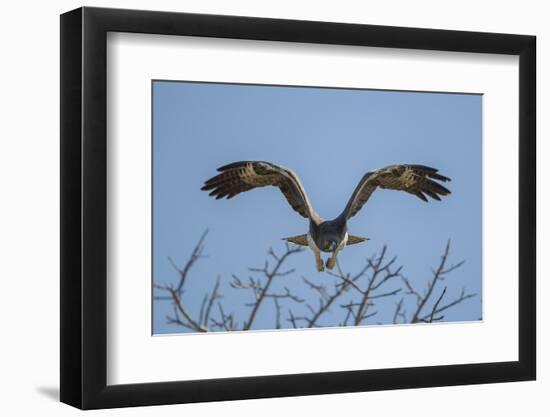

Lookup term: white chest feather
[307,233,320,253]
[339,232,349,250]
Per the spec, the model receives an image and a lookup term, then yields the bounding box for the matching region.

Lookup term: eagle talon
[326,257,336,270]
[316,259,325,272]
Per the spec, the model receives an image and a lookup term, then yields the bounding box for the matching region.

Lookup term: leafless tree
[395,240,476,324]
[154,230,477,332]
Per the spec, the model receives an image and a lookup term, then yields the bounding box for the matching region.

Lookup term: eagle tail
[282,234,309,246]
[347,235,369,245]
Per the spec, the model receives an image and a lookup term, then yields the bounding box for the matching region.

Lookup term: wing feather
[202,161,320,221]
[341,164,451,219]
[282,234,309,246]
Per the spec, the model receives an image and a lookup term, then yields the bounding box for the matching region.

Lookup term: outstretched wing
[201,161,320,222]
[340,164,451,220]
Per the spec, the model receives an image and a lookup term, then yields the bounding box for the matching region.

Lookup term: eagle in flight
[202,161,451,272]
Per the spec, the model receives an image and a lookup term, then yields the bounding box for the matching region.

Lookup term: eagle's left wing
[201,161,321,222]
[340,164,451,220]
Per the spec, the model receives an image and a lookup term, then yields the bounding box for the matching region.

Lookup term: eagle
[202,161,451,272]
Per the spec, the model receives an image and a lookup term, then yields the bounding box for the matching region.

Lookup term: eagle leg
[326,233,348,270]
[315,253,325,272]
[326,256,337,270]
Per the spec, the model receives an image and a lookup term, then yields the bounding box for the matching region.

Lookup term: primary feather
[201,161,321,222]
[340,164,451,219]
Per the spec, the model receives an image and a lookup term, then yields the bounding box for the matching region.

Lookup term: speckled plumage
[202,161,451,272]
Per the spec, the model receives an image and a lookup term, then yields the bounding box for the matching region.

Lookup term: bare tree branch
[418,289,476,322]
[409,240,467,323]
[287,309,299,329]
[423,286,447,323]
[167,288,207,332]
[298,274,351,328]
[168,229,208,293]
[202,276,221,327]
[210,302,236,331]
[241,244,303,331]
[154,230,210,332]
[155,232,475,333]
[273,298,282,329]
[393,298,406,324]
[343,246,403,326]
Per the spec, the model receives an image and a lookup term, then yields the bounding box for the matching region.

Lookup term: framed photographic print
[60,6,536,409]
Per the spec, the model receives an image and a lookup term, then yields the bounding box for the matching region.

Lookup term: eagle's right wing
[340,164,451,220]
[202,161,321,222]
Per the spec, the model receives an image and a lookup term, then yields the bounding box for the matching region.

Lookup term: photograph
[152,80,482,334]
[0,0,540,413]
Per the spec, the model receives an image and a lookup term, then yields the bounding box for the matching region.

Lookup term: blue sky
[152,81,482,334]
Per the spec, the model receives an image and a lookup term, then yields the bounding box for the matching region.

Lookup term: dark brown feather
[282,234,309,246]
[347,235,369,245]
[342,164,451,219]
[201,161,320,221]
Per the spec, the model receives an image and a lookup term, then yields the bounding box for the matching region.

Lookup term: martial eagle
[202,161,451,272]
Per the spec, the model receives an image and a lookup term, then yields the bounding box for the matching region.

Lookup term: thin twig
[242,245,303,330]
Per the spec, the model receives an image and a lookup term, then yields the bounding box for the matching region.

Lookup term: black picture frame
[60,6,536,410]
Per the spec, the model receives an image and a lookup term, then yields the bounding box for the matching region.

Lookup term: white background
[0,0,545,415]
